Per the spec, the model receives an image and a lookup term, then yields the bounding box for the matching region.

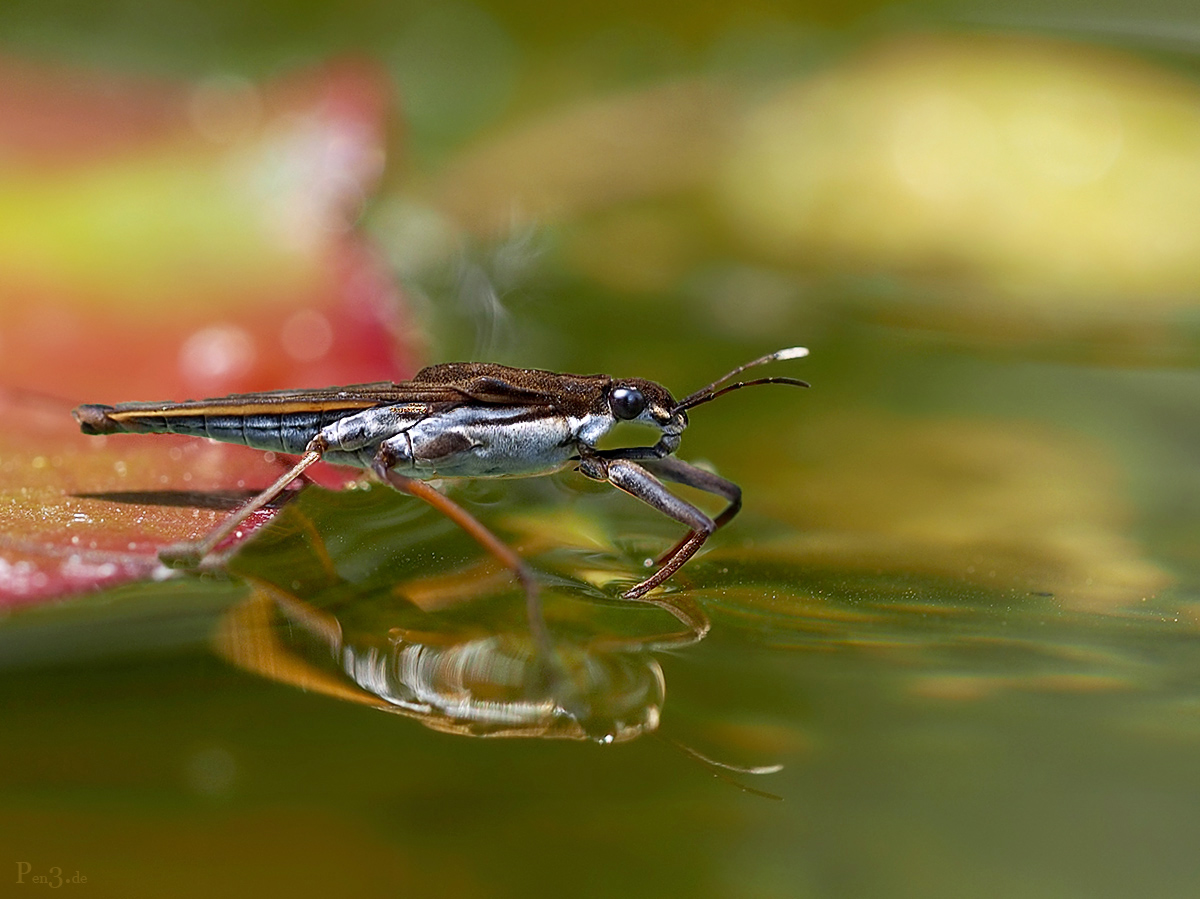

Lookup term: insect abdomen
[72,405,327,455]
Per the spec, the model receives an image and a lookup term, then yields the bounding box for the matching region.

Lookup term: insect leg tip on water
[157,542,210,570]
[620,582,657,601]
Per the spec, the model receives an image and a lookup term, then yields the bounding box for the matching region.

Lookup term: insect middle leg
[369,453,551,660]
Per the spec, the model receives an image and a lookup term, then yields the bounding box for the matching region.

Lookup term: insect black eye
[609,386,646,421]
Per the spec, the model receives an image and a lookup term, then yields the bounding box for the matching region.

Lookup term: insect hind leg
[159,438,328,568]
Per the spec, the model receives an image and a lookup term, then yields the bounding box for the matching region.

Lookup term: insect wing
[95,382,496,420]
[451,376,559,407]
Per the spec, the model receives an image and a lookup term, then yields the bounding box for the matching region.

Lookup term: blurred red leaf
[0,393,308,604]
[0,57,420,606]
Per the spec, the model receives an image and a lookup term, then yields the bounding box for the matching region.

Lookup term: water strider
[73,347,809,653]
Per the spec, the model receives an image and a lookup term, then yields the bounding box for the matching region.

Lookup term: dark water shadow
[75,488,275,512]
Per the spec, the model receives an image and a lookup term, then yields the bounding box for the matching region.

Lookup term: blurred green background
[3,1,1200,897]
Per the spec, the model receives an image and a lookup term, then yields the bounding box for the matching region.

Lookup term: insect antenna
[673,346,810,414]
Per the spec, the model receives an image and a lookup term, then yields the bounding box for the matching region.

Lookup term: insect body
[73,348,808,649]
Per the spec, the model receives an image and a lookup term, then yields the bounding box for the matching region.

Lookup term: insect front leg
[578,454,717,600]
[369,447,551,660]
[637,455,741,566]
[159,436,329,568]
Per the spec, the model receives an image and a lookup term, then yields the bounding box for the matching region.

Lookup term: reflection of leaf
[753,411,1171,613]
[0,59,416,604]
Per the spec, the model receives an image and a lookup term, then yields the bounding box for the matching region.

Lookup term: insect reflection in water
[215,568,782,796]
[215,575,707,744]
